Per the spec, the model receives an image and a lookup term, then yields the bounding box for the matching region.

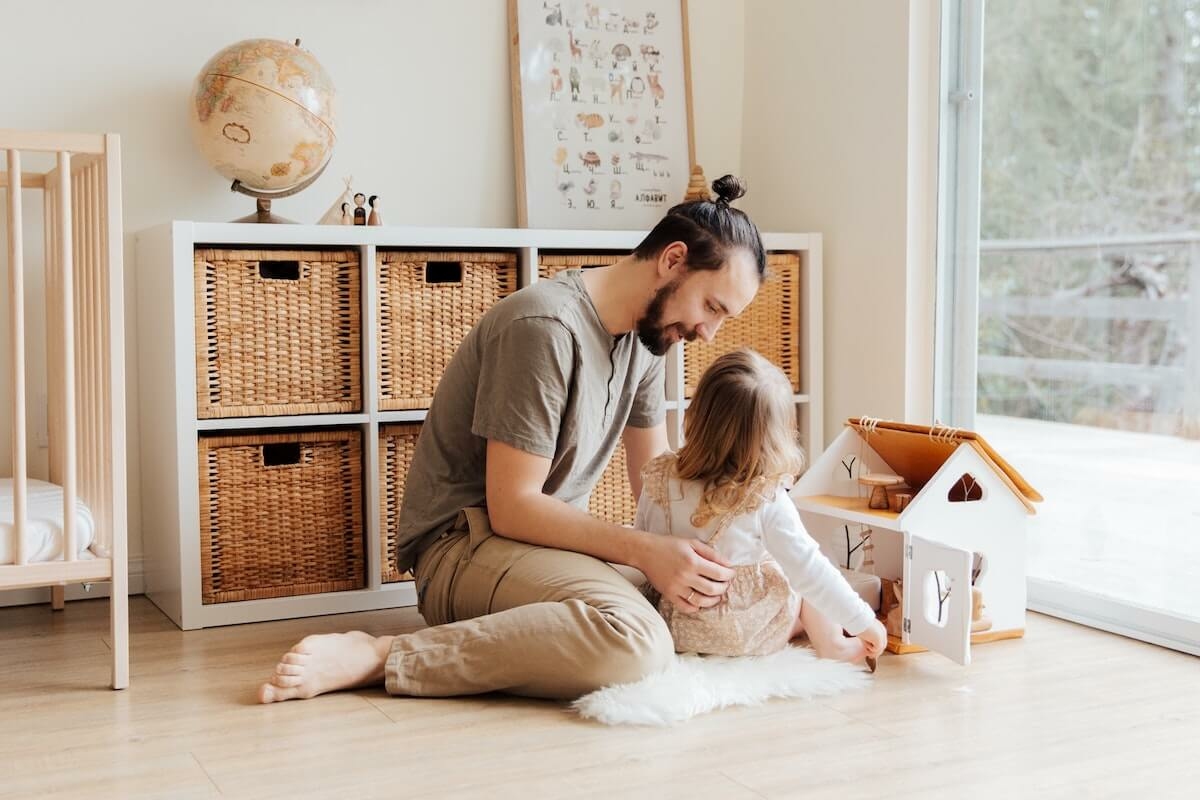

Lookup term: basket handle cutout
[258,260,302,281]
[425,261,463,284]
[262,442,303,467]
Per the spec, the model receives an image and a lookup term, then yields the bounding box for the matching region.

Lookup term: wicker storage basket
[198,429,365,604]
[538,252,622,280]
[378,250,518,410]
[684,252,801,396]
[591,445,637,526]
[379,423,422,583]
[194,248,361,418]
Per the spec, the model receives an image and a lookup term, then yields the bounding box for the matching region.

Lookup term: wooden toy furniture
[859,473,903,509]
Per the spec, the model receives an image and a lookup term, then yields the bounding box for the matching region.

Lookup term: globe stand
[229,161,328,224]
[231,197,296,225]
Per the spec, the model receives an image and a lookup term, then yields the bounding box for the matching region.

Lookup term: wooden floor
[2,597,1198,800]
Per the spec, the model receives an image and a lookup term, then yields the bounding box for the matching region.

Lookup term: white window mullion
[934,0,985,429]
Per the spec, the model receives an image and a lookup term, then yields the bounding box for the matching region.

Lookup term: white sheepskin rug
[570,646,871,727]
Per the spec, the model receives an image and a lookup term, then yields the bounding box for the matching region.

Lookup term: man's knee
[577,603,675,690]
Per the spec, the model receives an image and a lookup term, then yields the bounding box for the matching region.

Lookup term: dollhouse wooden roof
[847,418,1043,511]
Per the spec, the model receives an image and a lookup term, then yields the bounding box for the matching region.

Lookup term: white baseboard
[0,557,146,608]
[1028,577,1200,657]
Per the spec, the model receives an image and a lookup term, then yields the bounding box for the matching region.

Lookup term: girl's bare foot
[257,631,393,703]
[810,634,868,664]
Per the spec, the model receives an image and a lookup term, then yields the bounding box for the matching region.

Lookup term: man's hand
[635,535,736,613]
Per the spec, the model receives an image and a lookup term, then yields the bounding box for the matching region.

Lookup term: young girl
[635,348,886,666]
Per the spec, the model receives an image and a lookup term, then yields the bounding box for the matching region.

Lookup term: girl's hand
[857,619,887,657]
[636,534,735,613]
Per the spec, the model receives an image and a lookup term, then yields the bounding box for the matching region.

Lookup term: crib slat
[93,160,110,547]
[44,175,54,482]
[95,160,109,546]
[87,161,102,541]
[77,163,92,561]
[91,163,103,538]
[93,162,108,548]
[71,169,80,532]
[71,168,81,555]
[77,167,87,529]
[105,132,129,690]
[6,149,28,566]
[81,165,95,535]
[45,174,61,487]
[58,150,77,562]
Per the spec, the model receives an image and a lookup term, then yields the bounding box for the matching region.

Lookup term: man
[259,176,767,702]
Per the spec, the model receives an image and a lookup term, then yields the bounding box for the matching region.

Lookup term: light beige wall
[905,0,939,426]
[0,0,744,583]
[687,0,746,179]
[741,0,935,445]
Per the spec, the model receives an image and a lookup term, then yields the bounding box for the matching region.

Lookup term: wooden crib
[1,130,128,689]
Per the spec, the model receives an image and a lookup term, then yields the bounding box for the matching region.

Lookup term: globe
[190,38,337,213]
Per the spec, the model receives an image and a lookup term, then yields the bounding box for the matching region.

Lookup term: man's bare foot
[257,631,394,703]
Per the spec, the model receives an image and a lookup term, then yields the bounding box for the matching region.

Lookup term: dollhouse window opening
[923,569,952,627]
[948,473,984,503]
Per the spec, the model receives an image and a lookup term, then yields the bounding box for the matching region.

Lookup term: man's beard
[636,277,694,356]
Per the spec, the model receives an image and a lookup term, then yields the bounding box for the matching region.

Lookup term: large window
[939,0,1200,654]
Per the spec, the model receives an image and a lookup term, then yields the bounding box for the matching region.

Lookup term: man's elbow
[486,487,530,537]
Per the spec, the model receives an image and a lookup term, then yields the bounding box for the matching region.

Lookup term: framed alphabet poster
[509,0,695,229]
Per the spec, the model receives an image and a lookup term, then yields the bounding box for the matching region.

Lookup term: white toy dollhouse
[792,418,1042,665]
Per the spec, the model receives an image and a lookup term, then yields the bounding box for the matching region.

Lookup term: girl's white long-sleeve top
[634,460,876,636]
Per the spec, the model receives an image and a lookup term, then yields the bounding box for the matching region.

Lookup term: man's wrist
[614,526,654,572]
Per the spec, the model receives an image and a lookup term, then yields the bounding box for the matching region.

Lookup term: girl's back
[637,452,783,567]
[636,348,882,662]
[636,450,874,657]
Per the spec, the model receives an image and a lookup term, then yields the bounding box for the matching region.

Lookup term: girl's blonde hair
[675,348,805,526]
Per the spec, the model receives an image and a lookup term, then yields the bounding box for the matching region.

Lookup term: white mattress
[0,478,100,565]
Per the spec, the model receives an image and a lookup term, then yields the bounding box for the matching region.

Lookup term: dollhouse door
[902,533,973,665]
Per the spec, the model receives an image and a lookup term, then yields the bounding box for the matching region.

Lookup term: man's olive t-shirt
[394,269,665,572]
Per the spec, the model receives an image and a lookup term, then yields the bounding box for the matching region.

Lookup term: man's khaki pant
[384,507,674,700]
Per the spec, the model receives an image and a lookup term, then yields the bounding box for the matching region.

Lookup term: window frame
[934,0,1200,655]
